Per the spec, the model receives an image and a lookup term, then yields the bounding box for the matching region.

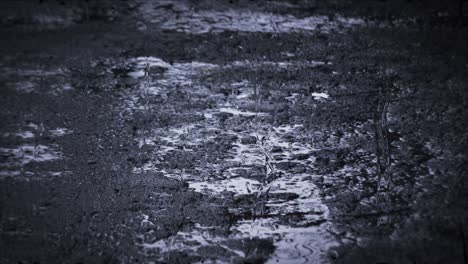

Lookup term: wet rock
[281,134,295,141]
[271,146,283,153]
[279,213,305,225]
[232,126,244,133]
[233,193,257,204]
[315,156,330,167]
[217,112,234,121]
[236,168,260,178]
[274,154,287,161]
[240,135,257,144]
[269,192,299,201]
[223,238,275,263]
[275,161,307,173]
[165,251,202,264]
[197,245,237,258]
[292,152,311,160]
[297,218,327,227]
[328,249,339,259]
[227,168,248,177]
[302,176,313,181]
[275,161,295,170]
[214,134,238,144]
[87,159,97,165]
[111,67,132,78]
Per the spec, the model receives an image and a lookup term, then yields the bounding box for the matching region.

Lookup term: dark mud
[1,1,468,263]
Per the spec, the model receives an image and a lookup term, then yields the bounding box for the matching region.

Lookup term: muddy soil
[1,1,467,263]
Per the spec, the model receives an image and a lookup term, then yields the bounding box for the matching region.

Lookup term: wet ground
[1,1,468,263]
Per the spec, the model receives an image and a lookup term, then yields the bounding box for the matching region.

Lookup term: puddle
[0,170,63,178]
[141,1,366,34]
[219,107,258,117]
[2,126,72,139]
[48,128,72,137]
[1,64,71,94]
[0,124,69,168]
[139,1,420,34]
[0,144,62,166]
[144,169,336,263]
[0,171,26,177]
[122,55,338,262]
[141,224,247,262]
[229,60,332,69]
[190,177,261,195]
[13,81,36,93]
[236,218,337,264]
[123,57,217,101]
[12,131,35,139]
[311,92,330,100]
[16,68,64,77]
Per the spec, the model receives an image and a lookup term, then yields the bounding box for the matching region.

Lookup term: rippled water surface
[124,56,339,263]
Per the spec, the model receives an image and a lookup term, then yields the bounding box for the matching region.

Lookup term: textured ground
[1,1,467,263]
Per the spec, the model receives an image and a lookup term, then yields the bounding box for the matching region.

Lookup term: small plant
[374,71,395,194]
[270,13,279,35]
[251,132,277,219]
[257,138,276,181]
[138,59,151,149]
[248,79,278,220]
[33,61,48,158]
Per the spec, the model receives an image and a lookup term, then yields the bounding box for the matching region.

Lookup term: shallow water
[0,144,62,165]
[0,123,71,175]
[126,56,339,262]
[141,1,366,34]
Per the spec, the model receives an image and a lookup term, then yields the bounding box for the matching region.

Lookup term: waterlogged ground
[1,0,467,263]
[124,56,339,262]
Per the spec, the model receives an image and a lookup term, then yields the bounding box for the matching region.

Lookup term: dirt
[1,0,468,263]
